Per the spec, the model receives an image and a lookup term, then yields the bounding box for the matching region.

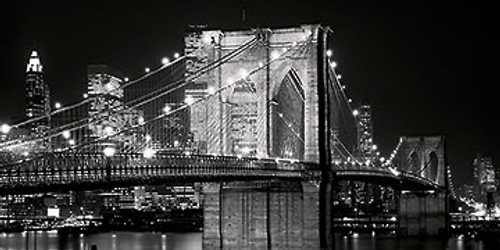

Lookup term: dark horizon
[1,0,497,187]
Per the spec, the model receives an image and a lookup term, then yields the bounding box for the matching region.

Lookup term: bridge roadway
[0,152,438,194]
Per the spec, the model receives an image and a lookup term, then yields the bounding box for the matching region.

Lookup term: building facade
[473,154,497,209]
[25,50,51,139]
[87,65,125,141]
[355,103,376,161]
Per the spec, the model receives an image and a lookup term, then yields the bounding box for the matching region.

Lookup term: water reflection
[0,231,487,250]
[335,234,485,250]
[0,231,202,250]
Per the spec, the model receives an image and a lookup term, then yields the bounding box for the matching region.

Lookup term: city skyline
[1,0,496,186]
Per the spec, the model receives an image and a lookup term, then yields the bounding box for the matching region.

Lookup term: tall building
[473,153,497,209]
[355,103,376,161]
[87,65,124,141]
[25,50,50,136]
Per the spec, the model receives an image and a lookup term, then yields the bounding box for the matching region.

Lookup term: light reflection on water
[0,231,488,250]
[0,231,202,250]
[335,234,485,250]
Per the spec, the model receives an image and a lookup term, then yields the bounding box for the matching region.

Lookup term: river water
[0,231,487,250]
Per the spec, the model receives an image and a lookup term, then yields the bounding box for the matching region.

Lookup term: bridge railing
[0,152,320,193]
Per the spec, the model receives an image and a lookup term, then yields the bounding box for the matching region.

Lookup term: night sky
[1,0,497,186]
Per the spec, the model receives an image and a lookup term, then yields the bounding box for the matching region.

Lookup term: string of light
[4,32,314,162]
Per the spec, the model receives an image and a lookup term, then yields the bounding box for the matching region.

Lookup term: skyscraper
[25,50,50,135]
[473,153,497,210]
[87,65,124,142]
[355,103,376,161]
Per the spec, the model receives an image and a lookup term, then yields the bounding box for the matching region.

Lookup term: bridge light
[54,102,62,109]
[352,110,359,116]
[124,77,129,82]
[145,67,150,73]
[202,34,212,44]
[105,82,115,91]
[103,147,116,157]
[271,50,280,60]
[68,139,75,146]
[337,74,342,79]
[137,117,146,126]
[388,167,400,176]
[83,93,88,99]
[143,148,156,158]
[163,105,171,113]
[330,61,337,68]
[207,86,216,95]
[241,147,251,155]
[173,140,180,147]
[185,96,195,105]
[104,126,114,135]
[174,52,180,59]
[326,49,333,57]
[161,57,170,65]
[239,69,249,79]
[258,62,264,68]
[372,145,378,151]
[380,157,385,162]
[1,123,11,134]
[62,130,71,139]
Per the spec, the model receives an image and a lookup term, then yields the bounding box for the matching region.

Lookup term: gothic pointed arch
[428,151,439,182]
[409,151,420,173]
[270,68,305,159]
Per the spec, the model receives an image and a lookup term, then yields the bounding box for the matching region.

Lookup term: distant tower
[355,103,375,161]
[25,50,51,135]
[473,153,497,211]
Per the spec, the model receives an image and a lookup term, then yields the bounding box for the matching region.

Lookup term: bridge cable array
[1,32,315,168]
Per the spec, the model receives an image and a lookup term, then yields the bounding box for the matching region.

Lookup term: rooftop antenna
[241,0,248,25]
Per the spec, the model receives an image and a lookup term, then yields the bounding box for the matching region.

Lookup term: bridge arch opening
[227,79,258,157]
[270,69,304,160]
[409,151,420,173]
[428,151,439,182]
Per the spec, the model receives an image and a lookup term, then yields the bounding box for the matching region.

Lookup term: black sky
[1,0,497,186]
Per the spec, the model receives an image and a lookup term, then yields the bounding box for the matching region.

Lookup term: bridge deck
[0,153,439,194]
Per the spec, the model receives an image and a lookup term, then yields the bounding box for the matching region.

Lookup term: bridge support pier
[398,190,447,237]
[202,181,321,250]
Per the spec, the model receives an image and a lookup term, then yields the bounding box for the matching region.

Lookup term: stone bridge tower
[185,25,320,163]
[185,25,332,249]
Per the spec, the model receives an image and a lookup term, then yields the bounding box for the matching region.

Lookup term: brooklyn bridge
[0,25,454,250]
